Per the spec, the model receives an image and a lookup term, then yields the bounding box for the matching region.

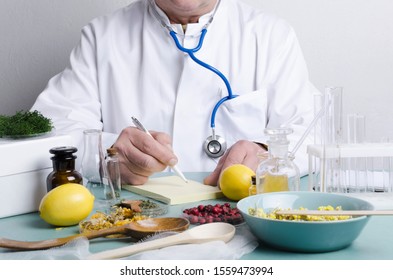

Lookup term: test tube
[382,157,390,192]
[323,87,344,145]
[380,137,393,192]
[347,114,366,143]
[366,157,375,192]
[316,87,343,192]
[387,138,393,193]
[389,142,393,193]
[346,114,366,193]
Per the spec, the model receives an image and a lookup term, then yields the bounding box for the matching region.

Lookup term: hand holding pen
[109,118,187,185]
[131,116,188,183]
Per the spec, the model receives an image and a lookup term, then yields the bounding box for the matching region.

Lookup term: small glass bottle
[249,175,257,196]
[256,128,300,193]
[46,146,83,192]
[106,148,121,202]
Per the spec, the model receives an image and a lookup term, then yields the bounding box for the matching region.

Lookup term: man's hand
[203,140,268,187]
[112,127,178,185]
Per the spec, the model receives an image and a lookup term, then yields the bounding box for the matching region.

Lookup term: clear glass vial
[249,175,257,196]
[106,147,122,202]
[256,128,300,193]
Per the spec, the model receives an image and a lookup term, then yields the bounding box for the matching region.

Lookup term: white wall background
[1,0,392,141]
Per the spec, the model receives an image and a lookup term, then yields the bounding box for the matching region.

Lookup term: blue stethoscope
[151,0,237,158]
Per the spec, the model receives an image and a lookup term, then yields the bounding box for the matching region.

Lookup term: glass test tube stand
[307,87,393,193]
[308,142,393,193]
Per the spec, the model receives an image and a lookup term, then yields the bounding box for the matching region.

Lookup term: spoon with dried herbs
[0,217,190,250]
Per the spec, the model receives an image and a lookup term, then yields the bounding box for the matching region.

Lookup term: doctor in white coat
[31,0,318,186]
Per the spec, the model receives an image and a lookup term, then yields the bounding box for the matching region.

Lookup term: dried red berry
[183,203,243,225]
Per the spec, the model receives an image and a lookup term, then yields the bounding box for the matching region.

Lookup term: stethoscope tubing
[150,0,229,158]
[169,29,238,129]
[169,29,206,53]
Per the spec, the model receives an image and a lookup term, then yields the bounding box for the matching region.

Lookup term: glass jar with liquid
[256,128,300,193]
[46,146,83,192]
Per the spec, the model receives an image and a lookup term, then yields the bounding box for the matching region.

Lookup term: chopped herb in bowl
[0,110,53,138]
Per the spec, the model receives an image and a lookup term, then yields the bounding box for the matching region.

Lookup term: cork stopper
[107,147,118,156]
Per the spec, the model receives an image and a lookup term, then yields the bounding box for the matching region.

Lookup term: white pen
[131,116,188,183]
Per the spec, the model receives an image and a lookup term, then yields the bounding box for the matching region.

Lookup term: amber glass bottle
[46,146,83,192]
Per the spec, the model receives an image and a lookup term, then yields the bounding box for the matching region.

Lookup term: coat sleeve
[31,23,118,163]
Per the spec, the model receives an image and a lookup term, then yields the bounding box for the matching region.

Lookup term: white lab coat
[31,0,318,175]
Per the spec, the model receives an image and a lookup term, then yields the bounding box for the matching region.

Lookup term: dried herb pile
[0,110,53,138]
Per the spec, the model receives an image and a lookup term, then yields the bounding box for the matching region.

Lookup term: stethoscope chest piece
[204,135,227,158]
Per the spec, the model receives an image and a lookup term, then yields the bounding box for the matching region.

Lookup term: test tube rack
[307,142,393,193]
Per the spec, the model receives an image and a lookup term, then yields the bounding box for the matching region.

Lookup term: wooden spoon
[0,217,189,251]
[88,222,236,260]
[275,210,393,216]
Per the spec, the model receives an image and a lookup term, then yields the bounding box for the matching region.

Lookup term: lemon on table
[219,164,256,201]
[39,183,95,226]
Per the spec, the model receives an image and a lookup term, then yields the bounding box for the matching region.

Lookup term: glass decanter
[80,129,116,210]
[256,128,300,193]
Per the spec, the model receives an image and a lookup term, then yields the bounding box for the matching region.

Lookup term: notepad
[122,176,223,205]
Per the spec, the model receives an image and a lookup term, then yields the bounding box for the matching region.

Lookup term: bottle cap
[49,146,77,154]
[251,175,256,185]
[49,146,78,159]
[264,127,293,145]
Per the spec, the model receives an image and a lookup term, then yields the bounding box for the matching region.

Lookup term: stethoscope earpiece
[204,135,227,158]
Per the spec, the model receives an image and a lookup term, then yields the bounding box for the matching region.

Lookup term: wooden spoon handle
[0,225,129,250]
[275,210,393,216]
[0,236,77,250]
[88,232,190,260]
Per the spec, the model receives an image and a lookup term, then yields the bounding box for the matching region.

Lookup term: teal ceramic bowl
[237,191,374,253]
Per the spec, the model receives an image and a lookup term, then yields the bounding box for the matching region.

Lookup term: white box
[0,134,73,218]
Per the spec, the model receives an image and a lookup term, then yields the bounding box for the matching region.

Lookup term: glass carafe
[256,128,300,193]
[80,129,116,210]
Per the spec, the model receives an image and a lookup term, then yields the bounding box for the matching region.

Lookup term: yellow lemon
[39,183,95,226]
[219,164,256,201]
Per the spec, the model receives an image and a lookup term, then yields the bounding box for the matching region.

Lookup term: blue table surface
[1,172,392,260]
